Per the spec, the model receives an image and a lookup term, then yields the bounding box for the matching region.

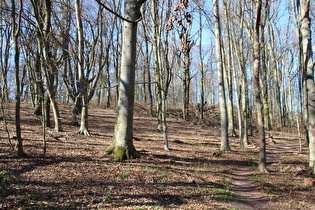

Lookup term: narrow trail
[232,141,300,210]
[232,166,270,210]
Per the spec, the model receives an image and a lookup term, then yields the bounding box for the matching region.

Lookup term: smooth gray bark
[299,0,315,172]
[106,0,146,161]
[212,0,229,151]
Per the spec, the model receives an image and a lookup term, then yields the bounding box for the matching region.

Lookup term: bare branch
[94,0,142,23]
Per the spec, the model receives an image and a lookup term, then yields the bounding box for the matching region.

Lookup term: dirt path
[232,141,300,209]
[232,166,270,209]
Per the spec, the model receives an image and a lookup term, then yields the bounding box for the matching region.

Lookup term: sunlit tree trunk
[152,0,163,131]
[232,1,248,148]
[223,0,236,137]
[32,0,62,132]
[267,23,282,129]
[43,0,61,132]
[254,0,267,173]
[299,0,315,172]
[75,0,90,136]
[261,24,270,131]
[152,0,173,150]
[106,0,147,161]
[212,0,229,151]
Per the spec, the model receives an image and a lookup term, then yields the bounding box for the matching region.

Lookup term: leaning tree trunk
[213,0,229,151]
[105,0,147,161]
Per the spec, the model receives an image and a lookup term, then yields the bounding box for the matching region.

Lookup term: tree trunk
[261,27,270,131]
[223,0,236,136]
[254,0,267,173]
[233,1,248,148]
[199,6,205,123]
[299,0,315,172]
[267,23,282,129]
[142,10,153,115]
[152,0,163,131]
[213,0,229,151]
[75,0,90,136]
[291,0,309,145]
[105,0,146,161]
[32,0,62,132]
[183,53,191,120]
[12,0,26,158]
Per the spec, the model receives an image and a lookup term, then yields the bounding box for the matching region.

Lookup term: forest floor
[0,102,314,209]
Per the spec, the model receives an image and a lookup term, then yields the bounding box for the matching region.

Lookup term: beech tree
[105,0,147,161]
[254,0,267,173]
[177,1,194,120]
[298,0,315,172]
[291,0,314,170]
[31,0,62,132]
[75,0,91,135]
[212,0,229,151]
[222,0,236,137]
[197,1,205,122]
[139,2,153,115]
[12,0,26,157]
[152,0,174,150]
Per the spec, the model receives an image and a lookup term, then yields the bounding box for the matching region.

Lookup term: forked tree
[152,0,173,151]
[31,0,62,132]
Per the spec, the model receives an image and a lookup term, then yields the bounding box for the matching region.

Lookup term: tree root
[78,128,91,136]
[105,146,141,161]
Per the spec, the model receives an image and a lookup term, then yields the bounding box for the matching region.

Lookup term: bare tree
[225,0,249,149]
[254,0,267,173]
[75,0,91,136]
[222,0,236,137]
[0,1,11,102]
[152,0,174,151]
[105,0,147,161]
[212,0,229,151]
[198,0,205,123]
[12,0,26,157]
[140,2,154,115]
[31,0,62,132]
[298,0,315,172]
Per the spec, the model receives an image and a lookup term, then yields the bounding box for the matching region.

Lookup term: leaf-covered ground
[0,103,314,209]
